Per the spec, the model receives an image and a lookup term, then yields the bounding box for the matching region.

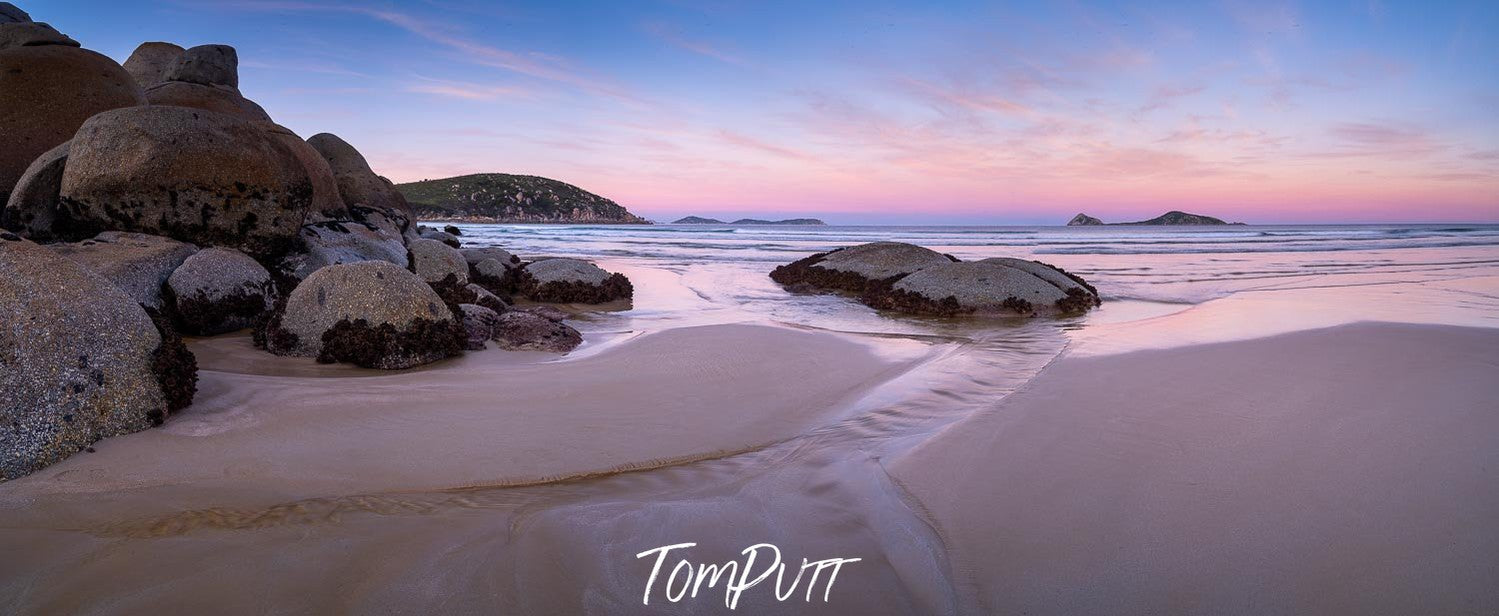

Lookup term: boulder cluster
[0,3,633,480]
[771,241,1100,317]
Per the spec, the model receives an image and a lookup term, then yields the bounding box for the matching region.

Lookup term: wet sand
[892,322,1499,615]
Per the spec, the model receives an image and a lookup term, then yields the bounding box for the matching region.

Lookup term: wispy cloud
[406,76,533,100]
[641,21,749,67]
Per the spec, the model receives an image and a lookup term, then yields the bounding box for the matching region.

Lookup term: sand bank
[891,322,1499,614]
[0,323,925,519]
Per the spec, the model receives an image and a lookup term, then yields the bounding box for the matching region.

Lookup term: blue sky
[33,0,1499,223]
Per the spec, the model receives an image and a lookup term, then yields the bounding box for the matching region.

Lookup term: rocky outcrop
[257,261,461,369]
[489,310,582,353]
[165,247,276,335]
[121,41,183,88]
[518,258,632,304]
[769,241,955,294]
[772,243,1100,318]
[865,258,1100,317]
[1066,213,1104,226]
[47,231,198,309]
[0,26,144,206]
[1,232,194,481]
[279,219,409,282]
[458,303,500,350]
[162,44,236,88]
[0,2,30,23]
[398,173,649,224]
[55,105,314,258]
[0,21,77,48]
[307,133,413,223]
[0,140,68,240]
[408,238,468,285]
[143,44,271,122]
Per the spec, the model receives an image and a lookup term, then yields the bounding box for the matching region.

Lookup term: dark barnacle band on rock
[517,270,633,304]
[252,296,298,354]
[315,317,463,369]
[143,306,197,416]
[858,283,975,317]
[1055,287,1100,315]
[769,248,895,294]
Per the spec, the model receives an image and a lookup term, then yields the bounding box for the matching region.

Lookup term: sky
[36,0,1499,224]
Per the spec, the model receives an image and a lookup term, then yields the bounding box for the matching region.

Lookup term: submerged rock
[0,40,144,206]
[258,261,461,369]
[1,234,195,481]
[770,241,954,293]
[121,41,183,88]
[518,257,632,304]
[0,140,68,240]
[47,231,198,309]
[489,310,582,353]
[867,258,1100,317]
[55,106,313,258]
[165,247,276,335]
[418,226,461,248]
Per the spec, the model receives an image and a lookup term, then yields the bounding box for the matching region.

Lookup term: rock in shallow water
[1,234,195,481]
[165,247,276,335]
[489,310,582,352]
[458,303,500,350]
[518,257,632,304]
[770,241,954,293]
[47,231,198,309]
[257,260,462,369]
[870,258,1100,317]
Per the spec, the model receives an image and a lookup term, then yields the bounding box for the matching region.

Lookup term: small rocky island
[1067,211,1244,226]
[672,216,826,225]
[399,173,649,224]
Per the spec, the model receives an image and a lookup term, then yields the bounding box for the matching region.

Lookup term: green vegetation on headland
[672,216,827,225]
[398,173,650,224]
[1067,211,1244,226]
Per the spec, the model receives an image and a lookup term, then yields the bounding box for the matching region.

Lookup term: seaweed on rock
[518,271,633,304]
[143,307,197,416]
[316,317,463,369]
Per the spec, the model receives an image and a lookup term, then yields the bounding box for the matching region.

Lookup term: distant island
[398,173,649,224]
[1067,211,1245,226]
[672,216,827,225]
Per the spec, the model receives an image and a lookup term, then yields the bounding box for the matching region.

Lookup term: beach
[2,223,1498,614]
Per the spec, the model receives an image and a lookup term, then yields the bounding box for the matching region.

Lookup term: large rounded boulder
[0,37,145,205]
[518,257,632,304]
[770,241,955,293]
[408,238,468,286]
[257,261,462,369]
[165,247,276,335]
[867,257,1100,317]
[47,231,198,310]
[121,41,183,88]
[1,232,196,481]
[54,106,314,258]
[0,139,68,240]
